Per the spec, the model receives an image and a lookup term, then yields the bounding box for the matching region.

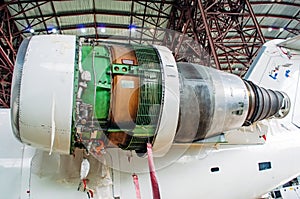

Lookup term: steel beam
[165,0,265,76]
[0,4,23,108]
[197,0,221,70]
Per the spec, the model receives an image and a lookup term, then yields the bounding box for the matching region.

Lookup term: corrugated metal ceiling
[250,0,299,39]
[4,0,298,42]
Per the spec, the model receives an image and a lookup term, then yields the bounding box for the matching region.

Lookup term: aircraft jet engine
[10,35,290,157]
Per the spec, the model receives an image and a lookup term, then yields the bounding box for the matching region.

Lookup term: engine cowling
[11,35,290,157]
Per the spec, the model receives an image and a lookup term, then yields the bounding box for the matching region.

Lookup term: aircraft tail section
[277,35,300,51]
[245,35,300,128]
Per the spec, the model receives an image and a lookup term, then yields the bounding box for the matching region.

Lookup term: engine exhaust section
[10,35,290,157]
[174,63,290,143]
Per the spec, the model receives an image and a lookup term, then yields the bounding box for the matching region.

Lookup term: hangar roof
[3,0,300,41]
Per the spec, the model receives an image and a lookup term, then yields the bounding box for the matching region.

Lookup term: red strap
[88,189,94,198]
[132,174,142,199]
[147,143,161,199]
[83,179,87,191]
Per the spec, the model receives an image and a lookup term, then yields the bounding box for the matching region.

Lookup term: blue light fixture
[129,24,136,32]
[51,28,57,33]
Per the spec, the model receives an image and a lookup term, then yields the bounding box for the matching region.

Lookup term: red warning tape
[147,143,161,199]
[132,174,142,199]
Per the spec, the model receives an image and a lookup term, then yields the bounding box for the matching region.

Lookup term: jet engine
[10,35,290,157]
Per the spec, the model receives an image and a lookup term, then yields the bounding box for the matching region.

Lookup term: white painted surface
[152,45,180,157]
[2,104,300,199]
[19,35,76,154]
[108,119,300,199]
[279,185,300,198]
[0,109,35,199]
[292,71,300,128]
[278,34,300,51]
[245,38,300,129]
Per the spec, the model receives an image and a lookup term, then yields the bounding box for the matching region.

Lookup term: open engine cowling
[11,35,290,157]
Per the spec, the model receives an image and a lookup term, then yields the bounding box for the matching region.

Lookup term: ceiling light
[51,28,57,33]
[29,28,35,33]
[279,28,284,32]
[100,27,105,33]
[268,27,273,32]
[81,28,86,33]
[129,24,136,32]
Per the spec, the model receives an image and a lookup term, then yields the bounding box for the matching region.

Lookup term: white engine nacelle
[11,35,290,157]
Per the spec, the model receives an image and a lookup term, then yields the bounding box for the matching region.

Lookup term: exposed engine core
[10,35,290,157]
[73,41,179,156]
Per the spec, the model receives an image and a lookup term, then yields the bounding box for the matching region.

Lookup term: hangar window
[258,162,272,171]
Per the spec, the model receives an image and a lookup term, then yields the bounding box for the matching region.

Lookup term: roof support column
[0,4,23,108]
[197,0,221,70]
[166,0,265,76]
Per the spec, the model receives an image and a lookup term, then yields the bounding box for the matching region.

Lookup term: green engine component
[73,41,163,153]
[81,45,111,120]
